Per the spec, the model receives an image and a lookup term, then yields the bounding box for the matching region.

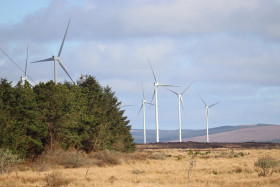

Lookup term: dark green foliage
[0,75,135,159]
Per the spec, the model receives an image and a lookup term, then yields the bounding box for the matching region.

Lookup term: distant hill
[131,124,280,143]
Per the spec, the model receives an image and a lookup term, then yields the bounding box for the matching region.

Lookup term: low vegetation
[0,148,22,174]
[0,147,279,186]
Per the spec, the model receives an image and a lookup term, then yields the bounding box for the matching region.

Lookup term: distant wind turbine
[168,82,193,142]
[31,18,74,84]
[149,59,177,143]
[137,82,154,144]
[0,45,36,86]
[200,97,220,143]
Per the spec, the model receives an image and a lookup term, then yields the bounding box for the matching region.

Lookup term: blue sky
[0,0,280,131]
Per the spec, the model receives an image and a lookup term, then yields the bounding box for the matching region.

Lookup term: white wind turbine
[0,45,36,86]
[149,61,177,143]
[200,97,220,143]
[168,82,193,142]
[31,18,74,84]
[137,82,154,144]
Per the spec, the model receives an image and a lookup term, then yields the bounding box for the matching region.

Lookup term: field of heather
[0,144,280,186]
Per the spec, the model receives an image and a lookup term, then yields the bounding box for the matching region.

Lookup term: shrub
[238,152,244,157]
[33,149,89,171]
[255,156,279,176]
[45,171,72,186]
[234,167,243,173]
[0,149,22,174]
[94,150,122,166]
[195,151,200,155]
[177,155,183,160]
[205,150,211,155]
[61,151,88,168]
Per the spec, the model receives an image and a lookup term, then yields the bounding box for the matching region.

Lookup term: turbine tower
[31,18,74,84]
[200,97,220,143]
[168,82,193,142]
[149,60,176,143]
[138,82,154,144]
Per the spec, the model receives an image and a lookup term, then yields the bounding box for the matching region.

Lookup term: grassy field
[0,146,280,186]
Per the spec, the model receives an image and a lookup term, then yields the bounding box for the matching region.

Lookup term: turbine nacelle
[154,82,159,87]
[21,76,27,82]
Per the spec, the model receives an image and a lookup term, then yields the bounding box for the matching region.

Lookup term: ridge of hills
[131,124,280,143]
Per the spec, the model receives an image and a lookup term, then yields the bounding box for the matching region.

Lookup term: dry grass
[0,148,279,186]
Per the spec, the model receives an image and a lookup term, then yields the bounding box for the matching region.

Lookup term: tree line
[0,75,135,159]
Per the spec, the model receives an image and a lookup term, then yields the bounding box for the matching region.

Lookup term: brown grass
[0,148,279,186]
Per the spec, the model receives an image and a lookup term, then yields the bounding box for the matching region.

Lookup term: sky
[0,0,280,131]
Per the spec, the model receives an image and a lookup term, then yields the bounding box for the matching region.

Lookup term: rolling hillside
[131,124,280,143]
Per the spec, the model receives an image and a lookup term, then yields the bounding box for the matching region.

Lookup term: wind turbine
[168,82,193,142]
[31,18,74,84]
[137,82,154,144]
[149,60,177,143]
[0,45,36,86]
[200,97,220,143]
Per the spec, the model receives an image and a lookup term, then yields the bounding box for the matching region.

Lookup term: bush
[234,166,243,173]
[33,149,89,171]
[45,171,72,186]
[255,156,279,176]
[177,155,183,160]
[94,150,122,166]
[61,151,88,168]
[0,149,22,174]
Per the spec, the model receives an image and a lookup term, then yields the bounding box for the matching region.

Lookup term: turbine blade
[145,101,155,106]
[149,89,155,109]
[167,88,178,95]
[25,43,29,77]
[58,18,71,57]
[151,89,155,104]
[200,96,207,107]
[181,81,194,95]
[0,47,25,74]
[26,79,33,87]
[209,101,220,108]
[180,97,186,116]
[147,58,157,83]
[57,59,74,83]
[120,105,133,107]
[141,81,145,99]
[159,84,178,87]
[31,57,54,63]
[137,104,143,116]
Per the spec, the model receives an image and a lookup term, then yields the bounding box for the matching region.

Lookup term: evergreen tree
[0,80,47,158]
[0,75,135,158]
